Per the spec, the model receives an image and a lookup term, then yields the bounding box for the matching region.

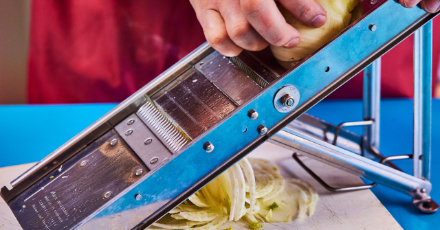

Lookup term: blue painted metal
[363,59,381,155]
[86,1,430,228]
[413,21,433,180]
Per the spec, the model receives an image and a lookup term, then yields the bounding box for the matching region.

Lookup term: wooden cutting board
[0,143,402,230]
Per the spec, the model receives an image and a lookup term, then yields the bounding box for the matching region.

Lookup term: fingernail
[401,0,408,7]
[310,15,327,28]
[421,0,440,13]
[283,38,299,48]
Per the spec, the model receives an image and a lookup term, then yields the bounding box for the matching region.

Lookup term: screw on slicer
[248,109,259,120]
[103,191,112,199]
[203,142,214,153]
[150,157,159,164]
[135,168,143,176]
[110,138,118,146]
[125,129,133,136]
[258,125,268,135]
[127,118,135,125]
[281,94,295,107]
[144,138,153,145]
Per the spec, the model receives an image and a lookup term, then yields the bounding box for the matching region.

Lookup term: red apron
[28,0,440,103]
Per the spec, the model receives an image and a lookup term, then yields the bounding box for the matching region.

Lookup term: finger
[278,0,327,28]
[219,0,268,51]
[420,0,440,12]
[200,9,243,56]
[241,0,301,48]
[400,0,422,8]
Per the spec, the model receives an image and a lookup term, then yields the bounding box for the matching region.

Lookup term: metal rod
[289,114,364,155]
[380,154,413,164]
[333,120,373,145]
[293,153,376,192]
[269,126,432,196]
[413,22,432,180]
[369,146,402,171]
[363,59,381,151]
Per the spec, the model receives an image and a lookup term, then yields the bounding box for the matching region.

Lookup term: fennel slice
[189,191,210,208]
[262,178,286,202]
[179,209,218,222]
[239,158,256,215]
[189,215,228,230]
[288,178,319,216]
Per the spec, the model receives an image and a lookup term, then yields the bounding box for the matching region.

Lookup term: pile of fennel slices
[148,158,318,230]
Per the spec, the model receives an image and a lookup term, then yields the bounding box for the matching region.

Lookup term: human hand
[189,0,327,57]
[400,0,440,13]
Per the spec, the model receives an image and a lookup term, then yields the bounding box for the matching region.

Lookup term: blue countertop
[0,99,438,229]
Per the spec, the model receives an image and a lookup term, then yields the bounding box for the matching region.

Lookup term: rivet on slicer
[203,142,214,153]
[144,138,153,145]
[103,191,112,199]
[125,129,133,136]
[258,125,268,135]
[248,109,258,120]
[110,138,118,146]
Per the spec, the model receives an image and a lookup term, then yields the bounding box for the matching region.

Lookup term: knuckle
[270,32,288,46]
[242,0,264,16]
[200,0,213,8]
[229,24,251,41]
[298,4,313,20]
[224,49,243,57]
[208,32,228,47]
[247,42,268,51]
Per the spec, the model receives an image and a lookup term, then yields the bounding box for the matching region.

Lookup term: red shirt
[28,0,440,103]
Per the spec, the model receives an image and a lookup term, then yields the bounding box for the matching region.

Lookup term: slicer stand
[269,21,438,213]
[2,1,439,229]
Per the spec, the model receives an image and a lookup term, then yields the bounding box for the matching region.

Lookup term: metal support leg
[363,59,381,151]
[270,124,431,196]
[362,59,402,170]
[413,22,432,180]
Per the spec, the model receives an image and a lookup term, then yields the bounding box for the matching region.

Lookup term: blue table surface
[0,99,439,229]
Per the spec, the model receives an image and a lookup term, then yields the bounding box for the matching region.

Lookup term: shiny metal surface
[412,188,439,214]
[257,125,268,135]
[293,153,377,192]
[248,109,259,120]
[413,21,433,180]
[273,85,300,113]
[363,59,381,153]
[195,51,262,106]
[8,130,147,229]
[333,120,374,145]
[230,51,278,87]
[137,102,188,153]
[153,68,236,139]
[290,114,363,155]
[115,114,172,170]
[269,127,432,195]
[8,42,212,191]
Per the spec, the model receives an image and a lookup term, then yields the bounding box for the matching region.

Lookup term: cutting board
[0,142,402,230]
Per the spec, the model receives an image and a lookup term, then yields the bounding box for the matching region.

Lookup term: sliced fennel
[189,191,210,208]
[149,157,319,230]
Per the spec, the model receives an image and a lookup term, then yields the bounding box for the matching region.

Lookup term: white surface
[0,143,402,229]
